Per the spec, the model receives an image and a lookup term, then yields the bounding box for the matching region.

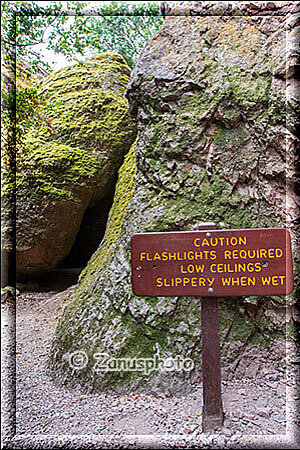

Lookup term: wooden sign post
[201,296,223,431]
[131,225,294,432]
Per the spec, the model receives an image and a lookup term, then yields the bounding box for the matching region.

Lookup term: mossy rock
[50,9,299,393]
[9,52,137,280]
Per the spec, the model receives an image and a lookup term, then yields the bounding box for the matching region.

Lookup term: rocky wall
[50,2,299,394]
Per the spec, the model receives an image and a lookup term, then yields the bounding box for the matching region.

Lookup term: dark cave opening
[61,192,115,269]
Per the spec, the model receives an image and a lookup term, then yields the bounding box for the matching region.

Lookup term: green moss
[118,313,166,357]
[213,123,249,149]
[16,51,136,203]
[79,140,137,279]
[17,142,101,201]
[144,168,280,234]
[228,315,256,341]
[40,52,130,97]
[227,67,271,108]
[35,88,135,155]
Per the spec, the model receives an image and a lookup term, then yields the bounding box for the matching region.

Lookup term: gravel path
[2,271,300,449]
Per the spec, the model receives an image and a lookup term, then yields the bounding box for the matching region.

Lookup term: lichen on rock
[50,3,299,394]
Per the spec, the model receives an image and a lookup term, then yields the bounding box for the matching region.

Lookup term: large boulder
[50,2,299,394]
[13,52,137,279]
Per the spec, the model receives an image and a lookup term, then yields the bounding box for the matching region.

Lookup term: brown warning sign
[131,228,294,297]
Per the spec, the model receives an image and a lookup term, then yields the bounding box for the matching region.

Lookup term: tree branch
[3,14,60,48]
